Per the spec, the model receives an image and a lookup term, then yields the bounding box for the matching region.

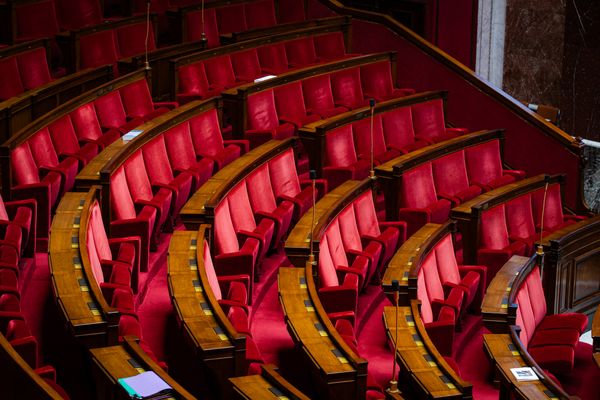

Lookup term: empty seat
[177,62,222,104]
[204,55,243,90]
[120,79,176,121]
[70,103,121,150]
[14,1,60,43]
[381,106,430,154]
[257,43,289,75]
[531,183,585,233]
[216,3,246,35]
[285,37,318,68]
[16,47,52,91]
[274,82,321,128]
[115,21,156,59]
[184,8,220,47]
[411,99,467,144]
[325,220,370,291]
[94,91,144,133]
[0,196,35,258]
[245,90,295,148]
[48,115,98,168]
[331,68,369,110]
[79,30,120,71]
[359,61,414,101]
[398,163,451,236]
[0,57,24,101]
[352,115,400,165]
[55,0,103,30]
[302,74,348,118]
[244,0,276,29]
[432,151,481,207]
[465,140,525,191]
[323,125,370,190]
[314,32,348,61]
[505,194,540,254]
[230,49,263,82]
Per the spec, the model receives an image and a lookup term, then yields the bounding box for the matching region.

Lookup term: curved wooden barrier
[228,364,310,400]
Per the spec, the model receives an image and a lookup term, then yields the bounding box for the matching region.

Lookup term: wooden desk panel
[76,137,129,190]
[229,364,310,400]
[592,304,599,354]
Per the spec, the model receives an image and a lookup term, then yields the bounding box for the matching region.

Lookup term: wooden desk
[278,265,367,399]
[591,301,599,355]
[482,255,530,333]
[229,364,310,400]
[383,304,471,399]
[89,336,196,400]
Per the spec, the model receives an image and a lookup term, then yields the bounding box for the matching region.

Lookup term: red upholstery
[411,99,465,144]
[79,30,119,71]
[331,67,369,110]
[325,220,370,291]
[230,49,263,82]
[285,37,317,68]
[245,90,295,148]
[203,240,249,311]
[314,32,348,61]
[48,115,98,168]
[216,3,247,35]
[94,91,144,133]
[302,74,348,118]
[116,22,156,58]
[244,0,276,29]
[204,55,241,90]
[188,109,248,171]
[465,140,526,191]
[274,82,321,128]
[71,103,121,150]
[420,251,464,317]
[477,205,527,286]
[278,0,305,23]
[0,196,36,258]
[177,62,222,104]
[164,124,214,192]
[432,151,481,207]
[399,163,451,236]
[120,79,174,121]
[359,61,414,101]
[16,47,52,91]
[55,0,102,30]
[0,57,24,101]
[323,125,370,190]
[381,106,430,154]
[531,184,586,233]
[184,8,220,47]
[257,43,289,75]
[352,115,400,165]
[505,194,540,253]
[14,1,60,43]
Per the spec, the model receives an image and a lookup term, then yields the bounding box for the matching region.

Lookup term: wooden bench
[228,364,310,399]
[278,264,368,399]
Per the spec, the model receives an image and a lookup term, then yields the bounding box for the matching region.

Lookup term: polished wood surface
[383,303,471,399]
[278,265,367,399]
[482,255,531,333]
[229,364,310,400]
[89,336,196,400]
[593,304,600,354]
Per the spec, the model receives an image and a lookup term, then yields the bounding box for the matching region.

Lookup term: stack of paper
[118,371,174,399]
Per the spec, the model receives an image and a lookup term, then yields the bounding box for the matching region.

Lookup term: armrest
[10,335,39,368]
[424,306,455,356]
[218,299,249,315]
[214,237,259,278]
[34,365,56,381]
[78,137,103,149]
[154,101,178,110]
[223,139,249,154]
[564,214,586,222]
[503,169,526,180]
[318,285,357,315]
[437,192,460,207]
[299,178,328,196]
[446,127,468,136]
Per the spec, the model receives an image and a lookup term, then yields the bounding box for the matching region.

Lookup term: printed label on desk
[73,256,82,270]
[303,300,314,312]
[314,322,328,337]
[214,326,228,341]
[73,216,80,228]
[439,375,456,389]
[87,302,100,316]
[189,259,197,270]
[189,238,197,250]
[412,333,423,347]
[299,276,307,289]
[200,302,213,316]
[78,278,89,292]
[332,349,348,364]
[192,279,202,292]
[71,236,79,249]
[268,386,289,400]
[127,358,145,374]
[423,353,436,367]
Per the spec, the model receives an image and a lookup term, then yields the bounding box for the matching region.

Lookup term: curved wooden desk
[594,304,600,367]
[229,364,310,400]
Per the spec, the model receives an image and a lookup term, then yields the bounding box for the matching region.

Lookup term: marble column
[476,0,506,88]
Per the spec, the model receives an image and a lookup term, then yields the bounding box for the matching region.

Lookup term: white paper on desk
[510,367,539,381]
[120,371,172,397]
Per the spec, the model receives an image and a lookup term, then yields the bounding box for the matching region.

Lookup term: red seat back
[11,143,41,185]
[203,240,222,300]
[48,116,81,156]
[421,250,445,303]
[164,123,198,172]
[188,109,225,158]
[0,57,24,100]
[79,30,120,70]
[325,125,358,168]
[531,184,565,232]
[314,32,346,60]
[217,4,247,34]
[71,103,104,141]
[120,79,154,119]
[15,1,60,41]
[325,219,349,268]
[186,9,219,47]
[431,151,470,197]
[360,61,394,98]
[524,266,547,327]
[124,151,154,202]
[285,37,317,67]
[85,211,105,285]
[515,283,536,348]
[204,55,237,89]
[400,163,438,208]
[278,0,305,23]
[16,47,52,90]
[411,99,446,141]
[227,181,258,232]
[142,136,175,185]
[28,128,60,169]
[338,206,362,252]
[352,190,381,237]
[331,67,364,107]
[246,90,279,131]
[214,201,241,254]
[268,149,301,198]
[417,269,433,323]
[464,140,504,186]
[433,234,461,286]
[110,167,137,220]
[246,165,278,213]
[506,194,536,242]
[116,22,156,58]
[381,106,415,150]
[95,91,128,130]
[244,0,276,29]
[274,82,310,123]
[352,115,387,160]
[55,0,102,30]
[230,49,262,81]
[479,205,510,250]
[257,44,288,74]
[318,235,340,288]
[302,74,336,112]
[178,62,210,98]
[89,202,112,263]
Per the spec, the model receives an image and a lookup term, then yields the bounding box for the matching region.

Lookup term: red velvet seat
[477,205,527,286]
[203,240,249,312]
[0,196,35,258]
[302,74,348,118]
[331,68,369,110]
[163,124,214,192]
[531,183,586,233]
[434,234,486,312]
[244,0,277,29]
[184,8,220,47]
[230,49,264,82]
[245,90,296,148]
[70,103,121,150]
[48,115,98,168]
[432,151,482,207]
[94,91,144,134]
[115,21,156,59]
[465,140,526,191]
[323,125,370,190]
[268,149,327,221]
[110,166,157,272]
[359,61,414,101]
[257,43,289,75]
[285,37,318,68]
[278,0,305,23]
[204,55,243,90]
[14,1,60,43]
[214,201,261,294]
[317,235,359,324]
[325,220,370,291]
[79,30,119,71]
[216,3,246,35]
[16,47,52,91]
[314,32,348,61]
[0,57,24,101]
[120,79,176,121]
[505,194,540,254]
[411,99,467,144]
[246,166,294,248]
[274,82,321,128]
[227,181,275,263]
[398,163,452,237]
[352,115,400,165]
[188,109,248,171]
[381,106,430,154]
[55,0,102,30]
[177,62,223,104]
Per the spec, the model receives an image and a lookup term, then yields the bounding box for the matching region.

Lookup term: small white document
[118,371,172,398]
[510,367,539,381]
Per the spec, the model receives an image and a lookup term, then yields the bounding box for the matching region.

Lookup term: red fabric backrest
[257,44,288,74]
[479,205,510,250]
[302,74,335,111]
[85,212,104,285]
[400,163,438,208]
[11,143,40,185]
[15,1,59,40]
[189,108,225,158]
[352,115,386,160]
[203,240,222,300]
[90,201,112,262]
[318,235,339,287]
[178,62,210,97]
[421,251,445,302]
[531,184,565,231]
[352,190,381,237]
[79,30,119,70]
[338,205,362,252]
[325,125,358,167]
[0,196,8,221]
[124,151,154,202]
[525,266,547,328]
[216,4,247,35]
[360,61,393,97]
[274,82,309,122]
[204,55,236,89]
[110,166,137,220]
[417,269,433,323]
[464,140,503,186]
[506,194,536,241]
[185,9,219,47]
[48,116,80,155]
[244,0,276,29]
[215,200,241,254]
[116,22,156,58]
[268,149,301,198]
[516,283,536,347]
[314,32,346,60]
[247,90,279,131]
[95,91,128,130]
[0,57,24,100]
[246,165,278,213]
[331,67,364,105]
[142,136,174,185]
[381,106,415,150]
[325,219,349,268]
[432,151,470,197]
[121,79,154,118]
[16,47,52,90]
[411,99,446,140]
[285,37,317,67]
[70,103,103,141]
[28,128,59,168]
[515,305,529,349]
[227,181,257,232]
[278,0,305,23]
[55,0,102,30]
[230,49,262,81]
[164,123,198,172]
[434,234,461,285]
